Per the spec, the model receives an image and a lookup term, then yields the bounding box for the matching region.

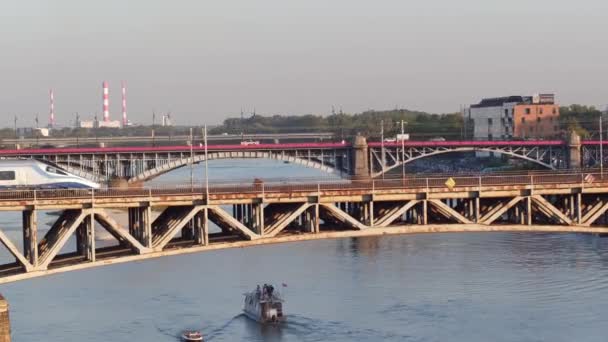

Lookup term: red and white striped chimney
[102,81,110,122]
[121,81,127,127]
[49,89,55,127]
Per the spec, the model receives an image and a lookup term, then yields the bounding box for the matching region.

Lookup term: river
[2,160,608,341]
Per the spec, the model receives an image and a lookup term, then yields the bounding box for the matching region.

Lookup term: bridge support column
[182,220,194,240]
[568,131,582,169]
[75,212,95,261]
[0,295,9,342]
[85,213,95,262]
[22,209,38,268]
[526,196,532,225]
[350,135,370,179]
[128,208,140,242]
[314,204,320,233]
[576,193,582,224]
[251,202,264,236]
[422,200,428,225]
[192,209,208,245]
[129,206,152,248]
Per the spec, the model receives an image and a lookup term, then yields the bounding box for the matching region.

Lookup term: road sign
[445,177,456,189]
[584,174,596,183]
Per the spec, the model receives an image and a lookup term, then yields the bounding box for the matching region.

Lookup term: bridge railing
[0,171,604,201]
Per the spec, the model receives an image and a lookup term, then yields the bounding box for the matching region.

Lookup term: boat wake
[198,314,245,341]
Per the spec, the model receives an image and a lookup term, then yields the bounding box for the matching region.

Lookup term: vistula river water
[2,159,608,341]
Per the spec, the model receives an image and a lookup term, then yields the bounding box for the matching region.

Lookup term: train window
[0,171,15,181]
[46,166,68,176]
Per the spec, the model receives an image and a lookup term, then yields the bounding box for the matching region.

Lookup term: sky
[1,0,607,127]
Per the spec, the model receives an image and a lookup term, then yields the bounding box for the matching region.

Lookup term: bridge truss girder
[1,182,608,283]
[369,145,567,177]
[32,149,351,183]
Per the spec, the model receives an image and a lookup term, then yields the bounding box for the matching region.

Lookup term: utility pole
[13,115,17,139]
[204,125,209,201]
[189,127,194,189]
[600,115,604,176]
[401,120,406,179]
[381,120,385,179]
[152,111,156,147]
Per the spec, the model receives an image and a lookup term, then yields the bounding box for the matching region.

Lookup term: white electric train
[0,159,100,189]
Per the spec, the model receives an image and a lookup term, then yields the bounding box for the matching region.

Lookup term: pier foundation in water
[0,295,10,342]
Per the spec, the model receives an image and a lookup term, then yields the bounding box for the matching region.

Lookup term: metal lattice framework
[369,144,568,177]
[1,171,608,284]
[31,148,351,183]
[581,145,608,168]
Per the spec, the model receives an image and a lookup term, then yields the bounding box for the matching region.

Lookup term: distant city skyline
[1,0,607,127]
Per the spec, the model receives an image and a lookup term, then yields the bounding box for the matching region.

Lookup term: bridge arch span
[131,151,342,183]
[371,147,559,178]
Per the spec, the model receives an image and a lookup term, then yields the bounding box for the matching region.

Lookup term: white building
[469,96,521,141]
[98,120,121,128]
[79,119,121,128]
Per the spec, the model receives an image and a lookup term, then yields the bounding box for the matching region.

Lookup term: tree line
[0,105,604,140]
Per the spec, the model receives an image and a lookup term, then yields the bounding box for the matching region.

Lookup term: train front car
[0,160,100,189]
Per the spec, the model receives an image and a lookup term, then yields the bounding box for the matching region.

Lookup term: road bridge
[0,133,606,182]
[1,171,608,284]
[0,132,335,148]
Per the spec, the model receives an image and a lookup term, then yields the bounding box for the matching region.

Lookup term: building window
[488,118,493,126]
[521,118,526,124]
[488,134,493,140]
[539,108,543,114]
[504,109,509,116]
[536,117,541,123]
[550,117,553,122]
[0,171,15,181]
[552,108,557,115]
[525,108,531,115]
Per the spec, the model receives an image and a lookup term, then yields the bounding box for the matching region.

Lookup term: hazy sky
[1,0,607,126]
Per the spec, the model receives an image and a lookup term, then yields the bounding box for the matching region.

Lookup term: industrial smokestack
[49,89,55,128]
[121,81,127,127]
[102,81,110,122]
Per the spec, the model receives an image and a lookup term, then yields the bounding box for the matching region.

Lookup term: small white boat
[243,284,285,324]
[181,330,203,341]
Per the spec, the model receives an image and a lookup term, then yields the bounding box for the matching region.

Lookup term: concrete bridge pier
[350,135,370,179]
[568,131,582,169]
[0,295,9,342]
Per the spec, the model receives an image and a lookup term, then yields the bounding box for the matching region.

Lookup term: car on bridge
[240,140,260,146]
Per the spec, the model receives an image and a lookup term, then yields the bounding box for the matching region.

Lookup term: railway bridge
[1,170,608,284]
[0,133,605,182]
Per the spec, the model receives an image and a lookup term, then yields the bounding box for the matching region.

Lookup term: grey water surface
[1,160,607,342]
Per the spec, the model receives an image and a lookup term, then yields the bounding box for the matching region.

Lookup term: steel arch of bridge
[41,149,351,183]
[369,145,567,177]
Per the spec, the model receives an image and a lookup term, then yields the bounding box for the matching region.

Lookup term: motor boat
[181,330,203,341]
[243,284,285,324]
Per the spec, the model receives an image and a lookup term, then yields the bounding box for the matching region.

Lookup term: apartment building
[469,94,560,140]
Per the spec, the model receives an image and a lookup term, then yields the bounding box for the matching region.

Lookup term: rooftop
[471,94,555,108]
